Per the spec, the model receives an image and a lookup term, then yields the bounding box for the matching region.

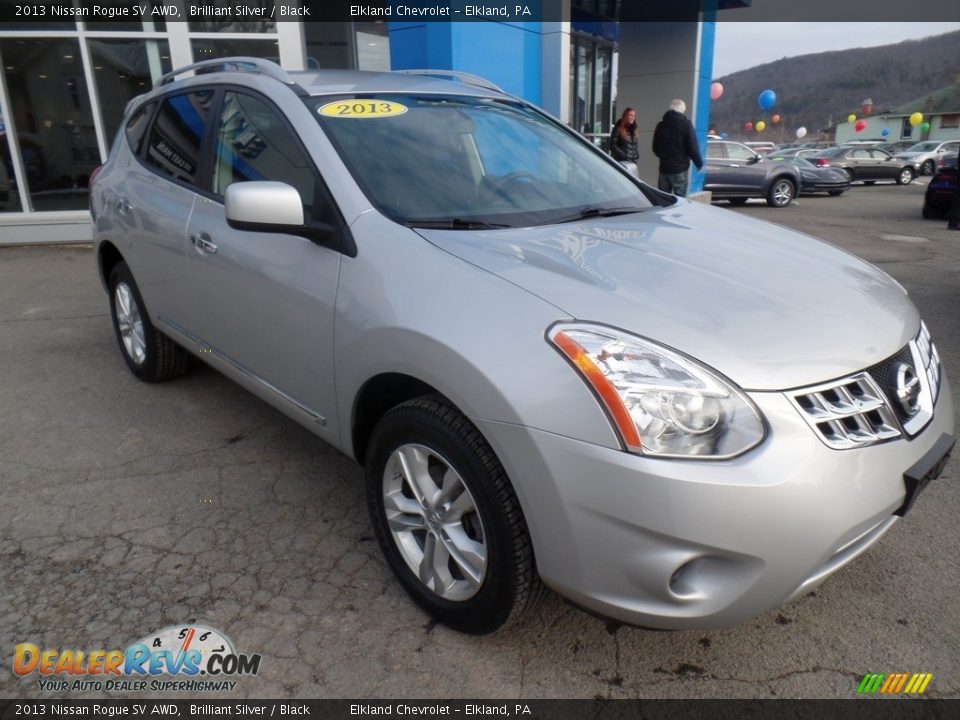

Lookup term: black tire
[896,167,915,185]
[828,189,846,196]
[108,262,189,382]
[922,201,943,219]
[921,159,934,175]
[766,177,796,207]
[365,395,542,634]
[727,197,748,206]
[844,168,856,182]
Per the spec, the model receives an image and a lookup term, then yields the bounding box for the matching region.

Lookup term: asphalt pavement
[1,177,958,700]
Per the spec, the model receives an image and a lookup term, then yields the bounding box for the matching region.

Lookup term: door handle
[190,232,218,255]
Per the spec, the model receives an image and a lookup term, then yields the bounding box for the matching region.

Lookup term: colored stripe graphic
[857,673,932,694]
[857,673,885,693]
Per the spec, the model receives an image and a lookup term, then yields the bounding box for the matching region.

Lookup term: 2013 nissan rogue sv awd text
[90,59,954,634]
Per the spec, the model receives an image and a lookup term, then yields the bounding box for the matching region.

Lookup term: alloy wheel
[114,282,147,365]
[383,443,488,601]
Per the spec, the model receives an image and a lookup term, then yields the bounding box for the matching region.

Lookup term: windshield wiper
[545,206,645,225]
[406,218,512,230]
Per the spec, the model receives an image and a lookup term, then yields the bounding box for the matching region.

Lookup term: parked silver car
[895,140,960,176]
[91,59,954,634]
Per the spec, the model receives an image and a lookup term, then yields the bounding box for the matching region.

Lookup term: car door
[181,89,344,443]
[722,141,767,193]
[868,149,896,180]
[704,141,732,194]
[845,149,874,179]
[123,91,215,325]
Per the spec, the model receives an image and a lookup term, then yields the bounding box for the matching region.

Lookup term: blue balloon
[720,132,728,140]
[880,127,890,137]
[758,89,777,110]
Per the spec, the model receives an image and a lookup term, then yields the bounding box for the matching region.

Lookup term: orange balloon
[772,114,781,124]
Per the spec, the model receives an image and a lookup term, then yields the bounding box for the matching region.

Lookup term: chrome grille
[790,373,901,450]
[790,322,944,449]
[916,321,942,405]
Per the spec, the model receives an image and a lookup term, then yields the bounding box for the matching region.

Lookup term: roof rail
[156,57,306,94]
[392,69,504,94]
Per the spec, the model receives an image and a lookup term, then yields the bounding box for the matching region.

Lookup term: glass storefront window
[0,39,99,211]
[1,119,24,212]
[355,22,389,71]
[191,38,281,63]
[89,39,172,142]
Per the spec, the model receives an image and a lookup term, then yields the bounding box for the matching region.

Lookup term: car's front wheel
[108,262,189,382]
[766,178,796,207]
[921,159,935,175]
[897,167,915,185]
[365,395,542,634]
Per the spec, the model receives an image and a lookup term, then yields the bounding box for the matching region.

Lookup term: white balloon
[796,127,808,139]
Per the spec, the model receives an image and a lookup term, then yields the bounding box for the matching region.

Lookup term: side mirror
[225,181,305,231]
[747,154,761,165]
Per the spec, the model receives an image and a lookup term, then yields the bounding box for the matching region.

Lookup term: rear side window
[145,91,215,187]
[125,103,153,156]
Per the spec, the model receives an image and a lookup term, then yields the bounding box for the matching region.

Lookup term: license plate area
[896,433,955,516]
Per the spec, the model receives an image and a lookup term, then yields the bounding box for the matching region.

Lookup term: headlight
[548,323,765,459]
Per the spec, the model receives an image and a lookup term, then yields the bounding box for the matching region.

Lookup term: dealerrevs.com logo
[13,625,261,693]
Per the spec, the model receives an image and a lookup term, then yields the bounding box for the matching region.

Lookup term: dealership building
[0,1,743,245]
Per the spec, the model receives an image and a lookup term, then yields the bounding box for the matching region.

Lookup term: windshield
[907,142,938,152]
[311,94,653,228]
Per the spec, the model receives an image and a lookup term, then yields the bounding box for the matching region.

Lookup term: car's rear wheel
[897,167,915,185]
[108,262,189,382]
[766,178,795,207]
[844,168,855,182]
[921,159,935,175]
[365,395,542,634]
[727,197,748,206]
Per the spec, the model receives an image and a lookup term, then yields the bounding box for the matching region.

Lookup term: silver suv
[91,58,954,634]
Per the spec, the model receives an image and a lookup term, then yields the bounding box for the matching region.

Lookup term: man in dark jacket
[652,99,704,197]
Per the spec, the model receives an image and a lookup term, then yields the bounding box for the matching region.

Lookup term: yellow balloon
[755,121,766,132]
[909,112,923,127]
[847,114,856,123]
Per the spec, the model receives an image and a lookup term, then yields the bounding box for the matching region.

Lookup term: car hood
[416,201,917,391]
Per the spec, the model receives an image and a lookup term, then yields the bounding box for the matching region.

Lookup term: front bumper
[476,380,954,630]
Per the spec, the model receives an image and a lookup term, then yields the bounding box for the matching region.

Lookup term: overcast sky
[712,22,960,78]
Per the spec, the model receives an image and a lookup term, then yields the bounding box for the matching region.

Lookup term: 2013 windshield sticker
[13,625,261,693]
[318,100,408,118]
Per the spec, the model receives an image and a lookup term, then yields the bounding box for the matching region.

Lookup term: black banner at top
[0,0,958,25]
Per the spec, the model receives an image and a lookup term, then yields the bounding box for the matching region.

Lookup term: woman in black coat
[610,108,639,163]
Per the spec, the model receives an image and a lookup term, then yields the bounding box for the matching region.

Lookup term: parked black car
[705,140,802,207]
[769,156,850,196]
[922,158,958,219]
[806,146,916,185]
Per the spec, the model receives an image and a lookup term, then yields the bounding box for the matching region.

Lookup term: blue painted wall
[692,16,717,192]
[389,22,543,104]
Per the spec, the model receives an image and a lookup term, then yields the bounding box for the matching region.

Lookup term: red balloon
[744,122,754,131]
[854,119,867,132]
